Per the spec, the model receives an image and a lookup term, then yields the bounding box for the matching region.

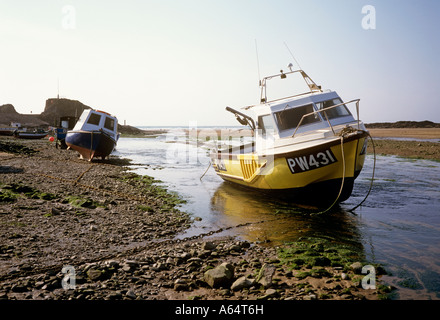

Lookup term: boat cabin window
[87,113,101,126]
[258,114,276,135]
[274,104,319,132]
[104,117,115,131]
[316,98,351,120]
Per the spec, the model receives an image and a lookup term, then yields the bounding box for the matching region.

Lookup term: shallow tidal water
[114,130,440,300]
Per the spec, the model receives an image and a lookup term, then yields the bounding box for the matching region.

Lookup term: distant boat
[0,128,17,136]
[14,129,48,139]
[65,109,119,161]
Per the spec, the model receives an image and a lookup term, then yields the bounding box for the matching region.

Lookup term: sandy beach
[367,128,440,161]
[368,128,440,140]
[0,136,386,301]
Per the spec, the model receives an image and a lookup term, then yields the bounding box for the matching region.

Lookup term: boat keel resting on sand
[65,109,119,161]
[210,67,369,205]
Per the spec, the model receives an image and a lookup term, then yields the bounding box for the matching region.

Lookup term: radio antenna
[255,39,261,85]
[284,42,302,70]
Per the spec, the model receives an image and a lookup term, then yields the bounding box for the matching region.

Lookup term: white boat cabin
[72,109,118,140]
[253,91,357,140]
[247,69,360,141]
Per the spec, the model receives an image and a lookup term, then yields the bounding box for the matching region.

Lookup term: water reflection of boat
[209,67,369,205]
[211,181,364,247]
[65,109,119,161]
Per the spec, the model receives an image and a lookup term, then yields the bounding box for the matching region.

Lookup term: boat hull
[14,132,48,139]
[210,131,368,204]
[65,130,116,161]
[0,128,17,136]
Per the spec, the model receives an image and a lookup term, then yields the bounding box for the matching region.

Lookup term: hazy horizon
[1,0,439,126]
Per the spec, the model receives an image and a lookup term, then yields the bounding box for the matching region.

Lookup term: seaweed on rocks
[0,141,37,155]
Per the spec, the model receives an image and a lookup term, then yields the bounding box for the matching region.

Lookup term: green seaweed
[0,183,57,202]
[64,195,103,209]
[0,141,37,155]
[277,236,365,270]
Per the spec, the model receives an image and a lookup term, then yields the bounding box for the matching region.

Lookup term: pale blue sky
[1,0,439,126]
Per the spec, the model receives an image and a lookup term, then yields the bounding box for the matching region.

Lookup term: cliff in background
[0,104,48,127]
[39,98,92,126]
[0,98,145,135]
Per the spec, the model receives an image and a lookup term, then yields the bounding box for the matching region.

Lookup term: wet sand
[368,128,440,140]
[0,136,383,300]
[367,128,440,161]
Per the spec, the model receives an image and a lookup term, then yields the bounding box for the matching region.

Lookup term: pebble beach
[0,136,391,301]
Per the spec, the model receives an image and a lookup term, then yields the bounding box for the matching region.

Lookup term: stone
[174,283,189,291]
[126,289,136,299]
[240,241,251,249]
[256,263,276,288]
[105,260,119,269]
[11,283,28,293]
[257,288,278,300]
[174,279,189,291]
[87,268,103,281]
[202,242,216,251]
[42,279,59,291]
[341,273,350,280]
[122,260,139,272]
[312,256,332,266]
[228,244,241,252]
[50,207,61,216]
[204,262,234,288]
[152,262,167,271]
[124,260,139,268]
[108,291,123,300]
[350,262,363,274]
[231,276,255,291]
[180,252,191,260]
[122,264,132,272]
[265,288,277,297]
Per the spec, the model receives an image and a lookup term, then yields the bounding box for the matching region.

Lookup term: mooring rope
[348,130,376,212]
[199,161,211,180]
[314,135,347,215]
[74,164,94,184]
[315,129,376,214]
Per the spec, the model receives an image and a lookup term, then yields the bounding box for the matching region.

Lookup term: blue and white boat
[65,109,119,161]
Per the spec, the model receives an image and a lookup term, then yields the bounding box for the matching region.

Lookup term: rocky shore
[0,137,390,301]
[367,128,440,161]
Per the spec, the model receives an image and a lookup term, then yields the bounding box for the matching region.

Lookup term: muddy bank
[368,128,440,140]
[0,137,387,300]
[367,138,440,161]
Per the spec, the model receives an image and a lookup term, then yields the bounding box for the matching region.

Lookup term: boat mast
[259,68,322,104]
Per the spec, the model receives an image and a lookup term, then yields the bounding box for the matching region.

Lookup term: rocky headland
[0,99,147,136]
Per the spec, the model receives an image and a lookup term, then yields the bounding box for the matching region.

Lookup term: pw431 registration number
[286,149,337,174]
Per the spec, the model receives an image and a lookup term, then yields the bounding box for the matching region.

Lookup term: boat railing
[259,69,322,104]
[291,99,361,138]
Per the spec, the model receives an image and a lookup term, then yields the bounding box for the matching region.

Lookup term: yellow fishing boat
[209,67,369,205]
